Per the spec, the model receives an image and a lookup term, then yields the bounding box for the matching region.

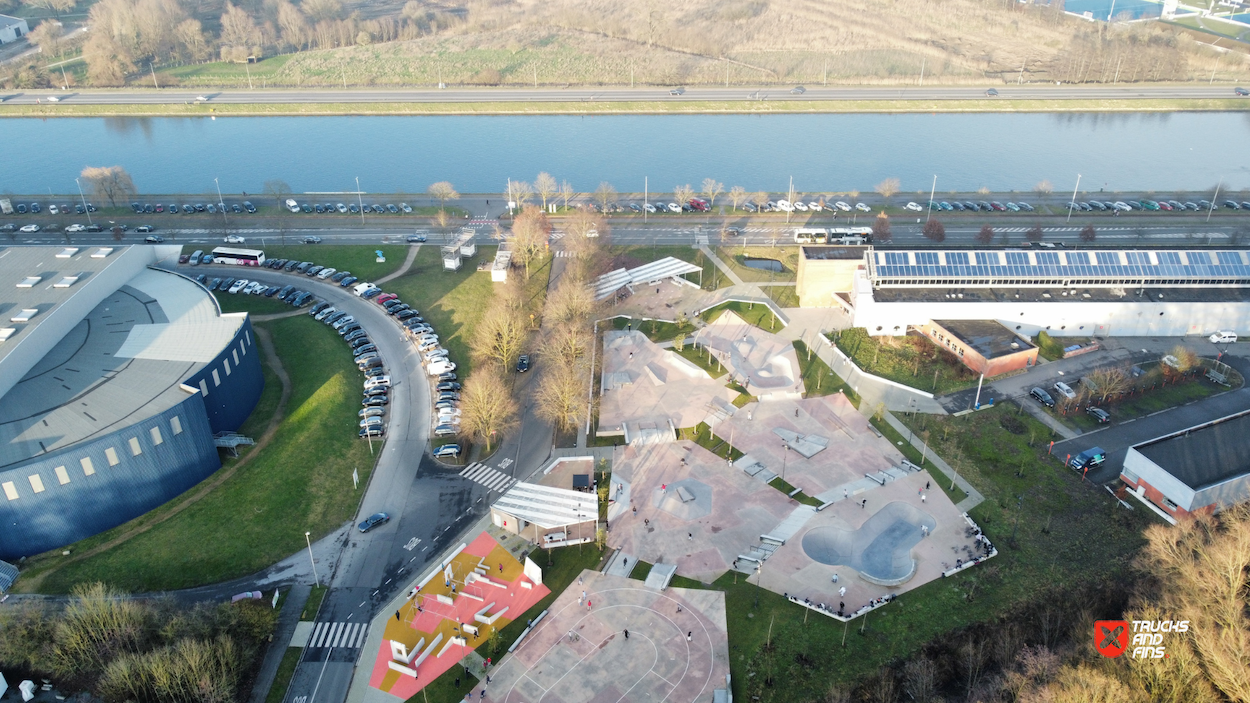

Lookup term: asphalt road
[4,84,1248,105]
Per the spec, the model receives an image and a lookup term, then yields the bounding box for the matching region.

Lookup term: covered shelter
[491,482,599,547]
[592,256,701,301]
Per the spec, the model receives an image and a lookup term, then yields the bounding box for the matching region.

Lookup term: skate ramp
[800,501,936,584]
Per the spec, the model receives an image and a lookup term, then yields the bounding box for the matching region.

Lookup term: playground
[475,571,730,703]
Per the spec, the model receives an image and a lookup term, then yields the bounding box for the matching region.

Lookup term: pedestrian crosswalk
[459,462,516,492]
[308,621,368,650]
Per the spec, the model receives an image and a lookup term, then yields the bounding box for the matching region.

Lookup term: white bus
[211,247,266,266]
[793,227,829,243]
[828,227,873,245]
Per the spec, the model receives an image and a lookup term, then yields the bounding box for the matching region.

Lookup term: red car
[688,199,710,212]
[375,293,397,305]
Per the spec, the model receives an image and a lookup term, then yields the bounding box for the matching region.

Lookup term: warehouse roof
[1135,410,1250,491]
[931,320,1036,360]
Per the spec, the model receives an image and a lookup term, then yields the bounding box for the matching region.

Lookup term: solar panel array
[869,249,1250,286]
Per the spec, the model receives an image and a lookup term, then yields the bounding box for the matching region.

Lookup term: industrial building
[0,245,262,561]
[796,246,1250,339]
[1121,410,1250,523]
[0,15,28,44]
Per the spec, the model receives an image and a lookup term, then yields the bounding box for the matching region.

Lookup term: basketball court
[475,571,730,703]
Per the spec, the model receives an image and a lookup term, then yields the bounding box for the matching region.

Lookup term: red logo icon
[1095,620,1128,658]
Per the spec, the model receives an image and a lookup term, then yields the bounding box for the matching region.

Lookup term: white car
[834,201,852,212]
[424,349,449,363]
[46,95,59,102]
[808,202,822,211]
[793,201,809,212]
[316,267,337,279]
[644,203,657,213]
[1052,381,1076,400]
[65,224,86,233]
[19,224,40,233]
[365,376,391,390]
[225,235,246,244]
[905,202,924,212]
[360,416,385,428]
[775,199,794,212]
[666,203,681,213]
[427,360,456,377]
[48,204,59,214]
[855,203,872,212]
[285,198,300,213]
[1210,331,1238,344]
[228,279,249,294]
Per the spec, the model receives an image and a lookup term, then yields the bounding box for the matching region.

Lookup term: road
[2,84,1248,106]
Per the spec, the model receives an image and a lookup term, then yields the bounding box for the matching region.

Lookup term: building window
[129,437,142,456]
[240,339,247,356]
[233,349,240,366]
[246,330,251,346]
[1121,470,1138,483]
[150,427,163,445]
[55,466,70,485]
[105,447,120,466]
[29,474,45,493]
[212,369,221,386]
[200,379,209,396]
[1163,497,1179,510]
[81,457,95,476]
[224,358,231,376]
[2,482,17,501]
[171,416,183,435]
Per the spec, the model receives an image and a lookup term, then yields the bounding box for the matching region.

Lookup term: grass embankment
[1047,364,1234,432]
[701,300,784,332]
[413,545,606,703]
[832,327,980,395]
[610,314,695,343]
[711,403,1155,701]
[26,312,377,593]
[670,341,729,378]
[382,244,501,379]
[676,423,744,462]
[792,340,858,403]
[6,98,1250,118]
[265,649,304,703]
[255,244,407,282]
[714,246,799,283]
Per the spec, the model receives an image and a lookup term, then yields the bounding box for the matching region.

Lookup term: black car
[438,371,457,382]
[363,396,389,407]
[516,354,531,373]
[1087,407,1111,423]
[350,336,373,349]
[195,274,207,284]
[1236,87,1249,96]
[396,310,420,321]
[1030,387,1055,408]
[330,271,350,282]
[86,224,103,232]
[365,367,387,378]
[131,202,143,212]
[208,278,222,291]
[358,512,390,532]
[354,344,378,356]
[345,330,368,342]
[438,391,461,402]
[339,324,362,336]
[436,381,462,392]
[277,285,296,300]
[221,277,236,290]
[243,201,257,213]
[310,302,331,315]
[406,234,427,243]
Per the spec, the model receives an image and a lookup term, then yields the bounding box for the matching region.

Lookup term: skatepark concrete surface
[695,311,804,398]
[717,394,901,501]
[756,471,976,615]
[606,441,797,584]
[474,570,730,703]
[598,330,736,440]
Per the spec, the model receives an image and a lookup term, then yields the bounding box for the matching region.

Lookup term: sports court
[475,571,730,703]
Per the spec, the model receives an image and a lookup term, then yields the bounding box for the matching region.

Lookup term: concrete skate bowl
[801,502,936,585]
[729,342,795,389]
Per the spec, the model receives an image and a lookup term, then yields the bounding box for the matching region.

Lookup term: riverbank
[3,97,1250,118]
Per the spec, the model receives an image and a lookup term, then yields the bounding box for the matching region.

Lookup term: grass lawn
[677,422,744,462]
[256,244,407,283]
[762,285,799,309]
[868,415,968,506]
[265,648,304,703]
[301,585,329,620]
[213,290,295,316]
[27,314,377,593]
[409,545,607,703]
[629,560,654,580]
[700,300,784,333]
[383,245,503,378]
[700,402,1156,701]
[792,340,858,404]
[714,246,799,283]
[671,341,729,378]
[1050,371,1228,432]
[832,328,980,395]
[768,476,822,507]
[610,314,696,343]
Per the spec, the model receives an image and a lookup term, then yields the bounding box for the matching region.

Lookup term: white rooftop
[493,482,598,530]
[592,256,701,300]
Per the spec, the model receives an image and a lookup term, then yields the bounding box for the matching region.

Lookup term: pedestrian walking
[688,532,693,541]
[632,505,637,516]
[486,676,491,685]
[499,563,503,572]
[579,575,584,585]
[644,518,649,526]
[921,493,926,503]
[395,611,401,621]
[588,600,592,609]
[624,629,629,639]
[623,557,629,568]
[687,632,692,641]
[844,488,848,500]
[861,499,867,509]
[480,690,486,700]
[582,590,587,600]
[676,605,683,613]
[925,480,930,490]
[839,586,846,597]
[831,573,839,583]
[795,408,799,417]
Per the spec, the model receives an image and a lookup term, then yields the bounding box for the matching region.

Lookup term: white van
[1210,331,1238,344]
[353,281,375,297]
[427,360,456,376]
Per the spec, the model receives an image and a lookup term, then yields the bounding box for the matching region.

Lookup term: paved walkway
[699,245,744,285]
[248,583,312,703]
[375,244,421,284]
[882,411,985,512]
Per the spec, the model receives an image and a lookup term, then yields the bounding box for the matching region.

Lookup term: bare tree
[674,184,694,208]
[535,362,589,434]
[594,182,616,212]
[300,0,342,22]
[875,177,900,204]
[25,0,75,17]
[545,278,597,325]
[25,20,65,57]
[263,179,292,245]
[701,178,724,208]
[458,371,518,452]
[1085,366,1129,403]
[472,303,528,372]
[752,191,769,211]
[534,172,557,210]
[1026,225,1044,243]
[1035,180,1054,201]
[511,181,533,208]
[903,658,938,703]
[871,212,891,243]
[559,180,575,211]
[510,206,550,279]
[922,218,946,243]
[80,166,136,207]
[728,185,747,211]
[428,181,459,213]
[1080,224,1097,242]
[977,224,995,244]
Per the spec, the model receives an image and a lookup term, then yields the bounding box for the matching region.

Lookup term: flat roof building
[915,320,1038,377]
[1121,409,1250,523]
[0,246,263,560]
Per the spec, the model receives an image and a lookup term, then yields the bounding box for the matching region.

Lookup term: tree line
[0,582,278,703]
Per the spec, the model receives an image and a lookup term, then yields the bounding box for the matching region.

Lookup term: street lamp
[754,561,763,608]
[1066,174,1082,223]
[75,178,92,226]
[214,177,227,225]
[305,531,320,587]
[780,442,789,483]
[355,177,365,225]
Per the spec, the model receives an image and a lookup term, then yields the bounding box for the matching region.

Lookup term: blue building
[0,246,263,561]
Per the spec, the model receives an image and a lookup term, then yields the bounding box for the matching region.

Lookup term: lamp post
[780,443,789,483]
[305,531,320,587]
[356,176,365,225]
[754,561,762,608]
[75,178,92,226]
[214,177,227,225]
[1066,174,1082,223]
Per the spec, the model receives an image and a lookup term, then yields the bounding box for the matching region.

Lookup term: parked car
[1087,407,1111,424]
[1052,381,1076,400]
[904,202,923,211]
[1069,447,1106,472]
[516,354,531,372]
[406,234,427,243]
[1030,387,1055,407]
[433,444,461,459]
